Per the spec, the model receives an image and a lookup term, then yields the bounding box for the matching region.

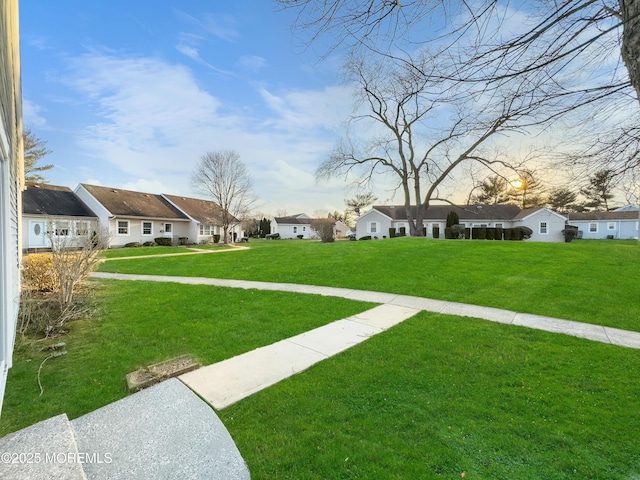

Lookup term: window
[607,222,616,230]
[293,226,298,233]
[539,222,548,234]
[164,223,172,234]
[589,223,598,233]
[55,221,70,236]
[75,221,89,236]
[368,222,378,234]
[200,224,215,235]
[495,223,503,228]
[142,221,153,236]
[117,220,129,235]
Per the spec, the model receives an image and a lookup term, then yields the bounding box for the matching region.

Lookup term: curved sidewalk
[91,272,640,409]
[91,272,640,349]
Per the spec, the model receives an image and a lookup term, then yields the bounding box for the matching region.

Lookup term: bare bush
[19,221,108,337]
[311,218,336,243]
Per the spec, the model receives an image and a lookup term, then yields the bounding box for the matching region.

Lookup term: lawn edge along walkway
[90,272,640,409]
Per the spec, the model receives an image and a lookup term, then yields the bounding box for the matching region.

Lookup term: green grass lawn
[0,281,374,436]
[3,239,639,478]
[219,313,640,479]
[98,244,231,258]
[99,238,640,331]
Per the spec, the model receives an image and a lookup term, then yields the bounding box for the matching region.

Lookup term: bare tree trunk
[621,0,640,102]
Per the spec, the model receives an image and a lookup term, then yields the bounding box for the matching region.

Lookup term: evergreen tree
[24,128,53,184]
[508,170,546,209]
[446,211,459,228]
[472,175,509,204]
[546,187,578,213]
[580,169,617,211]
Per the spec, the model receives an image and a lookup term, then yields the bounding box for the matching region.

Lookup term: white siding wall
[355,210,392,239]
[0,0,22,415]
[569,220,638,240]
[519,210,566,243]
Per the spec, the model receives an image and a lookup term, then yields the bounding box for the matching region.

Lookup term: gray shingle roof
[372,204,522,221]
[163,194,235,224]
[274,216,312,225]
[81,184,189,220]
[566,211,639,221]
[23,184,97,217]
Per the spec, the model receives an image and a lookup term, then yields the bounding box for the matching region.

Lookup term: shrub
[446,211,460,228]
[310,218,335,243]
[451,224,465,239]
[503,228,512,240]
[20,227,107,337]
[213,234,221,243]
[432,226,440,239]
[124,242,141,248]
[22,254,58,292]
[399,227,406,236]
[478,227,487,240]
[359,235,372,241]
[464,228,471,239]
[495,227,503,240]
[444,227,452,239]
[142,241,157,247]
[154,237,172,246]
[562,225,579,243]
[389,228,396,238]
[486,228,496,240]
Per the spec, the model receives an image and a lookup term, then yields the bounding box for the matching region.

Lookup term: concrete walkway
[91,272,640,409]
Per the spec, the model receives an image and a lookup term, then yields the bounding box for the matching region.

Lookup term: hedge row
[442,226,533,240]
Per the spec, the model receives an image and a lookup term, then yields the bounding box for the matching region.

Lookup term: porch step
[0,413,87,480]
[70,378,250,479]
[0,379,250,479]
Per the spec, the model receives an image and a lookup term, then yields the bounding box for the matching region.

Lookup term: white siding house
[356,204,570,242]
[512,208,567,243]
[566,210,639,240]
[271,214,314,239]
[22,184,98,250]
[75,184,191,247]
[0,0,22,415]
[163,194,243,244]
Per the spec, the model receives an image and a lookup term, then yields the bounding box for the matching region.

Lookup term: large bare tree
[277,0,640,178]
[191,150,256,244]
[317,55,537,236]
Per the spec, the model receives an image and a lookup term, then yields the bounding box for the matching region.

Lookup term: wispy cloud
[22,99,49,129]
[200,14,240,42]
[55,51,352,213]
[237,55,267,72]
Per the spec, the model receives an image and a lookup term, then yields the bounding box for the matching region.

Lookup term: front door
[28,220,47,247]
[163,223,173,238]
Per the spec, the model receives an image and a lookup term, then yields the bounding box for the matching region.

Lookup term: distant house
[356,204,568,242]
[163,194,242,244]
[270,214,349,240]
[22,184,98,250]
[75,184,191,247]
[0,0,22,415]
[271,214,313,239]
[566,209,639,240]
[512,207,567,243]
[334,220,350,239]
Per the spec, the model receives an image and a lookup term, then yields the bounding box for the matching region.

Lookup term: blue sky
[20,1,636,215]
[20,0,355,215]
